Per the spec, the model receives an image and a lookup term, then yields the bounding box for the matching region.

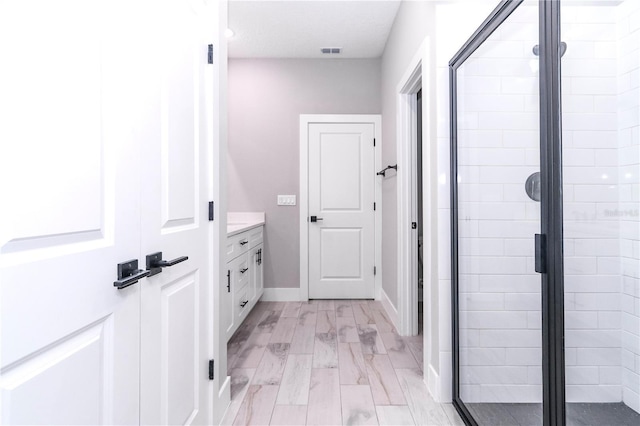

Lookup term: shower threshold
[465,402,640,426]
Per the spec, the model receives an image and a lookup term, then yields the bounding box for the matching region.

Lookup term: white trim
[299,114,382,301]
[396,39,431,338]
[380,288,399,331]
[261,288,301,302]
[427,364,441,402]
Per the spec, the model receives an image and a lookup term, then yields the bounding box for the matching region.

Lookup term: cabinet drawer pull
[240,267,249,274]
[239,240,249,246]
[226,270,231,292]
[240,300,248,307]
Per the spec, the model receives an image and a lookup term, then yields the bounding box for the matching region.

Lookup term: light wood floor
[222,300,464,425]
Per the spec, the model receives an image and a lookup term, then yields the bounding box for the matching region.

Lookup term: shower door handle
[535,234,547,274]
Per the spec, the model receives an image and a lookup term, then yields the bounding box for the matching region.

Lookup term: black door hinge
[374,266,377,275]
[207,44,214,64]
[208,359,214,380]
[373,138,376,147]
[373,202,376,211]
[209,201,214,221]
[412,222,417,229]
[535,234,547,273]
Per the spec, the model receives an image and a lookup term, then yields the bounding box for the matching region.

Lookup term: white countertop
[227,212,265,237]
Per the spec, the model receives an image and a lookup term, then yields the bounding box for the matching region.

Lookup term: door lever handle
[114,259,150,289]
[310,216,324,223]
[146,252,189,277]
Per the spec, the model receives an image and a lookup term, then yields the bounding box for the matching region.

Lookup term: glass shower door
[451,1,544,424]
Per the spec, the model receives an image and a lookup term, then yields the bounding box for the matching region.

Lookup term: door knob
[310,216,324,223]
[146,252,189,277]
[114,259,151,289]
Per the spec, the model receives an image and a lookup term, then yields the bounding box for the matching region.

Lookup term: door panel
[308,123,375,299]
[0,1,141,424]
[139,0,210,424]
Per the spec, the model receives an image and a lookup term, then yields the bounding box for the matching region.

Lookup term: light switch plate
[277,195,296,206]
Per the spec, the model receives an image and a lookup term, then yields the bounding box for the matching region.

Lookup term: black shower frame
[449,1,565,425]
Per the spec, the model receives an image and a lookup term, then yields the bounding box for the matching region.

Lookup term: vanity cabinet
[225,225,264,341]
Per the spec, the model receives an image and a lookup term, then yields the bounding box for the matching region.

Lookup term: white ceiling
[227,0,402,58]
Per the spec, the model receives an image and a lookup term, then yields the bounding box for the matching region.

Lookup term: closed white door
[0,1,143,424]
[138,1,211,424]
[308,122,376,299]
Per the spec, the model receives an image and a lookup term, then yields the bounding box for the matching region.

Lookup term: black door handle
[227,270,231,292]
[310,216,324,222]
[114,259,150,289]
[146,252,189,276]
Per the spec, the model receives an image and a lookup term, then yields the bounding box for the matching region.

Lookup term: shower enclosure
[450,0,640,425]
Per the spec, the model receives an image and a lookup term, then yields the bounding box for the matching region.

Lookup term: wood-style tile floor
[222,300,464,426]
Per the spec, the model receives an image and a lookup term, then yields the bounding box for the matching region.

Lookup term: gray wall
[228,58,381,289]
[380,1,435,307]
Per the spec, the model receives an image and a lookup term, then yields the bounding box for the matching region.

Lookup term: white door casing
[301,116,382,300]
[0,1,143,424]
[138,0,211,424]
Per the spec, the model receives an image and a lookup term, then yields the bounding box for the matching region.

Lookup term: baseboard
[427,364,442,402]
[380,288,400,332]
[261,287,301,301]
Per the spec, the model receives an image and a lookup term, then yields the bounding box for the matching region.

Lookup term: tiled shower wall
[561,4,621,404]
[617,0,640,413]
[456,1,639,409]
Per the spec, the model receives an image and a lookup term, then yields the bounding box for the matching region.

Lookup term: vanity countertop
[227,212,265,237]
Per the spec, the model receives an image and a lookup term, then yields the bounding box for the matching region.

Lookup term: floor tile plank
[337,316,360,343]
[252,343,290,386]
[276,354,313,405]
[395,368,450,425]
[375,406,415,425]
[233,385,279,426]
[289,325,316,354]
[338,342,368,385]
[358,324,387,355]
[364,354,406,405]
[307,369,342,425]
[234,333,272,369]
[341,385,379,425]
[270,405,308,426]
[380,332,419,369]
[312,332,338,369]
[270,318,298,343]
[316,309,336,333]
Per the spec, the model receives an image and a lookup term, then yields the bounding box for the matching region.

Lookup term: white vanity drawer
[226,231,251,262]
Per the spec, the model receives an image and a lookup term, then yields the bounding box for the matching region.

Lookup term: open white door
[0,1,143,424]
[138,0,211,424]
[307,121,377,299]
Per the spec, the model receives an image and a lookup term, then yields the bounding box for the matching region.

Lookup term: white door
[138,1,211,424]
[308,122,376,299]
[0,1,143,424]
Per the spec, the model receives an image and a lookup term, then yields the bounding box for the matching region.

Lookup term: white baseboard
[427,364,444,402]
[261,287,301,302]
[380,288,400,332]
[215,375,231,425]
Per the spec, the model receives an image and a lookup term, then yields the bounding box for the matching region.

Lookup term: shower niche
[450,1,640,425]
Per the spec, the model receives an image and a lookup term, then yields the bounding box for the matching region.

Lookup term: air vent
[321,47,341,54]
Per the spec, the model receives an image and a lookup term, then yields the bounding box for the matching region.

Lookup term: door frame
[396,39,432,338]
[299,114,382,301]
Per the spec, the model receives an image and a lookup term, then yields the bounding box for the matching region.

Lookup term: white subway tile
[505,293,541,311]
[566,366,600,385]
[458,129,503,148]
[461,366,529,385]
[478,275,540,293]
[599,311,622,329]
[566,311,599,330]
[458,237,504,256]
[563,113,617,131]
[461,311,528,329]
[563,149,596,166]
[506,348,542,366]
[527,311,541,329]
[565,257,598,275]
[459,293,504,311]
[563,95,595,113]
[566,385,621,403]
[575,292,621,310]
[478,112,538,130]
[571,77,617,95]
[479,220,540,238]
[566,329,621,348]
[460,347,506,366]
[599,366,621,385]
[576,348,622,366]
[479,166,537,183]
[479,330,541,348]
[501,77,538,95]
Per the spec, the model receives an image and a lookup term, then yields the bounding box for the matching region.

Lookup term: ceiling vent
[321,47,341,54]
